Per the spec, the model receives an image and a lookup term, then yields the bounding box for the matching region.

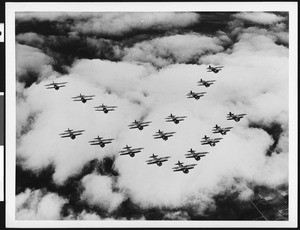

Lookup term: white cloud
[16,32,45,47]
[233,12,286,25]
[16,43,58,83]
[16,189,67,220]
[81,174,125,212]
[122,33,227,67]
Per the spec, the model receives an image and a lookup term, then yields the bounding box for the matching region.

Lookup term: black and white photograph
[5,2,297,228]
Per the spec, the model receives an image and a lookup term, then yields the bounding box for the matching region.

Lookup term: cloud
[71,12,200,36]
[16,43,58,87]
[16,189,67,220]
[122,33,229,67]
[233,12,286,25]
[15,12,289,220]
[81,173,125,212]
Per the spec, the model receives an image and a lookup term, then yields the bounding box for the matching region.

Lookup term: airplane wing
[146,160,158,165]
[71,95,82,99]
[184,164,197,170]
[128,122,138,127]
[200,141,210,145]
[165,132,176,137]
[153,156,170,162]
[238,114,247,117]
[146,157,168,164]
[102,139,114,144]
[213,138,223,141]
[44,83,55,87]
[46,85,66,89]
[226,116,234,120]
[173,169,184,172]
[105,108,117,111]
[72,130,85,133]
[106,106,118,108]
[172,166,184,171]
[59,132,70,136]
[73,132,83,136]
[140,123,150,128]
[129,147,143,152]
[165,119,174,122]
[185,153,196,158]
[89,142,103,145]
[127,149,143,154]
[212,128,221,132]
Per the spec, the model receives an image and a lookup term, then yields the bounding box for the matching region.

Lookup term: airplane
[72,93,95,103]
[185,148,209,161]
[88,135,114,148]
[119,145,144,157]
[165,114,187,124]
[212,124,233,135]
[128,120,152,130]
[153,129,176,141]
[172,161,197,174]
[200,135,222,146]
[207,65,224,73]
[44,81,68,90]
[59,128,85,140]
[226,112,247,122]
[186,91,206,100]
[94,103,117,114]
[197,79,216,87]
[146,154,171,167]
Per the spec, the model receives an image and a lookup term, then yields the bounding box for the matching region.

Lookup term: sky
[15,11,289,221]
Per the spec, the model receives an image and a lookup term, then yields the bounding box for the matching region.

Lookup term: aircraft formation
[46,65,246,174]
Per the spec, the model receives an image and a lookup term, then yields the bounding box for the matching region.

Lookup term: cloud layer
[15,12,289,220]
